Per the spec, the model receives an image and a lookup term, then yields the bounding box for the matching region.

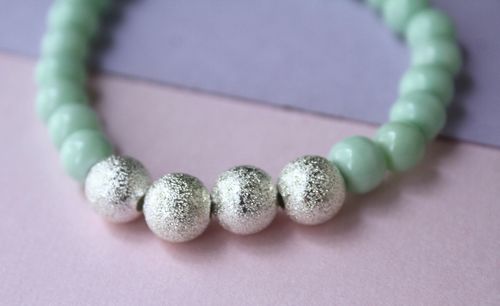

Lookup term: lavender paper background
[1,0,499,147]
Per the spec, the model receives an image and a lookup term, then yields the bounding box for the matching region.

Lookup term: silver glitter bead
[143,173,211,243]
[212,166,277,235]
[84,155,151,223]
[278,155,346,225]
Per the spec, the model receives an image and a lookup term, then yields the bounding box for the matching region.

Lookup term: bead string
[36,0,461,242]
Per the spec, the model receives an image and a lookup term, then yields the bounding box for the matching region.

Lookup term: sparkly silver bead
[278,155,346,225]
[212,166,278,235]
[143,173,211,243]
[84,155,151,223]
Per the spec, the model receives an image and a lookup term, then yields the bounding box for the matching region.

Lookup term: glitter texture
[278,155,346,225]
[143,173,211,242]
[212,166,277,235]
[84,155,151,223]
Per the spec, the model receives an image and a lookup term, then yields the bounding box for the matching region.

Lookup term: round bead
[390,92,446,140]
[329,136,387,194]
[374,122,426,172]
[406,9,455,46]
[47,0,99,38]
[41,28,88,59]
[382,0,428,34]
[399,65,454,106]
[47,104,100,149]
[212,166,277,235]
[35,56,86,86]
[84,155,150,223]
[36,80,88,122]
[143,173,211,242]
[411,39,462,75]
[278,156,345,225]
[60,129,113,182]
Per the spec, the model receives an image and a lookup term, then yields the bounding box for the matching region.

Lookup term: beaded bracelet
[36,0,461,242]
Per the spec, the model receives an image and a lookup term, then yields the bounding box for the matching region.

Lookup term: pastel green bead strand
[411,38,462,75]
[41,28,89,60]
[399,65,454,106]
[35,56,87,86]
[390,92,446,140]
[48,104,101,149]
[60,129,113,182]
[382,0,428,34]
[47,0,100,39]
[406,8,455,47]
[328,136,387,194]
[36,80,88,122]
[374,122,426,172]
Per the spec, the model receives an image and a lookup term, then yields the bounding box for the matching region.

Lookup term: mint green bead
[374,122,426,172]
[406,9,455,46]
[366,0,386,11]
[411,39,462,75]
[36,81,88,122]
[35,56,87,86]
[60,130,113,182]
[328,136,387,194]
[399,65,454,106]
[47,0,99,38]
[48,104,100,149]
[382,0,428,34]
[390,92,446,140]
[41,29,88,59]
[56,0,110,11]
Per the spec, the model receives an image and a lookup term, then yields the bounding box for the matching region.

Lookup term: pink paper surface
[1,53,499,305]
